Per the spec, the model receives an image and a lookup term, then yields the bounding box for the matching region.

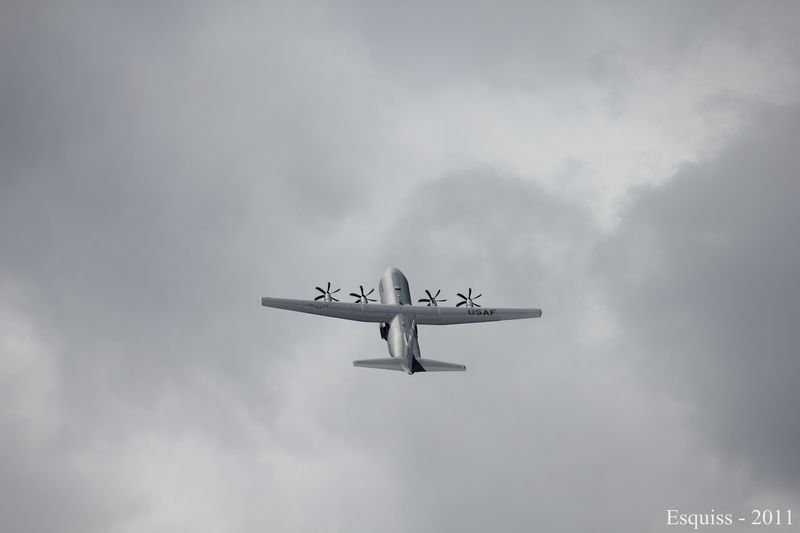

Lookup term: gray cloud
[1,1,799,532]
[600,104,800,488]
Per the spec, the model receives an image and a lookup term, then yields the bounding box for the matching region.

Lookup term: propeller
[418,289,447,307]
[456,288,482,308]
[350,285,376,303]
[314,281,340,302]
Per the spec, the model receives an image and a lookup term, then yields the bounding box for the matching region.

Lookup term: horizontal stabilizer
[353,358,406,371]
[412,358,466,372]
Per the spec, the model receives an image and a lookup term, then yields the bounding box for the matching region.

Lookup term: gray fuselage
[378,267,421,372]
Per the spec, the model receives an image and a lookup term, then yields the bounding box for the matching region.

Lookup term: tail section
[353,357,466,374]
[353,358,406,371]
[412,358,466,372]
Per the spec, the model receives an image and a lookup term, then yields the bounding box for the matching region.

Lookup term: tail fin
[353,358,406,371]
[412,358,466,372]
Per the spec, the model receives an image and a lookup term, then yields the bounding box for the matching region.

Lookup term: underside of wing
[262,297,541,325]
[261,297,400,323]
[411,306,542,325]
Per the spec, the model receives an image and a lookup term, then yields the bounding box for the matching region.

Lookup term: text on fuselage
[467,309,496,315]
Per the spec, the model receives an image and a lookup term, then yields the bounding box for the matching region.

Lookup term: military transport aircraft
[261,267,542,374]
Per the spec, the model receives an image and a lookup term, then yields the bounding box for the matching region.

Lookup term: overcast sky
[1,2,799,532]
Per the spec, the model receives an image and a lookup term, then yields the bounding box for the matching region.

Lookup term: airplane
[261,267,542,374]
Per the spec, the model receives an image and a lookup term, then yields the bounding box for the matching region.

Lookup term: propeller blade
[474,293,482,299]
[474,303,481,307]
[326,282,331,292]
[425,289,433,300]
[331,296,339,302]
[314,295,324,301]
[456,301,466,307]
[439,298,447,302]
[331,288,340,294]
[366,288,374,296]
[349,293,360,298]
[434,289,441,298]
[457,293,467,300]
[316,287,325,294]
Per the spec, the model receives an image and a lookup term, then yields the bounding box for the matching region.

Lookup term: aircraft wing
[261,297,402,323]
[414,306,542,325]
[261,297,542,325]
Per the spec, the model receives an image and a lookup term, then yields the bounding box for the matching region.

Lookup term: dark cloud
[600,104,800,488]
